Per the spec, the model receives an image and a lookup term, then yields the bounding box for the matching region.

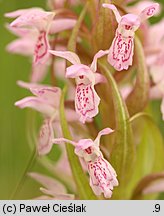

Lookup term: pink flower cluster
[5,0,162,199]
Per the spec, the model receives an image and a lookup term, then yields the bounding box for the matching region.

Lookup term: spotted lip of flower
[49,50,107,123]
[102,3,159,71]
[65,64,100,123]
[7,8,55,66]
[88,156,119,198]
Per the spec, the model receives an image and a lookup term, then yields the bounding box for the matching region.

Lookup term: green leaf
[127,113,164,198]
[126,36,150,116]
[99,62,135,199]
[67,2,89,52]
[60,86,97,200]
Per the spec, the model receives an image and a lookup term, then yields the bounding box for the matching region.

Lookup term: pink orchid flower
[102,3,159,71]
[15,81,61,155]
[51,128,119,198]
[6,8,55,65]
[5,8,77,82]
[49,50,107,123]
[15,81,80,155]
[29,172,74,200]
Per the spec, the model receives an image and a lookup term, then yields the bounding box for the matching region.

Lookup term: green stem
[67,2,89,52]
[99,62,134,199]
[60,86,97,200]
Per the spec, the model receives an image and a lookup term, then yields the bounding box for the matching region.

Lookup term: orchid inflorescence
[5,0,164,200]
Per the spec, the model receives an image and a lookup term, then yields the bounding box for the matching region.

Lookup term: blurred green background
[0,0,164,200]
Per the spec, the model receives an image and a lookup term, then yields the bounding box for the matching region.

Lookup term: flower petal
[108,32,134,71]
[33,195,53,200]
[31,62,49,83]
[40,188,75,200]
[120,84,132,100]
[94,128,114,147]
[143,180,164,195]
[49,19,77,34]
[147,19,164,46]
[38,119,54,155]
[150,84,163,100]
[5,8,43,18]
[88,156,118,198]
[48,0,78,9]
[139,3,159,21]
[17,80,61,108]
[30,86,61,108]
[34,31,50,64]
[49,50,81,65]
[10,9,55,31]
[90,50,109,72]
[17,80,45,89]
[95,73,106,85]
[6,38,35,56]
[75,139,94,152]
[65,108,79,122]
[28,172,66,194]
[66,64,95,84]
[5,24,35,37]
[75,139,101,162]
[120,14,140,29]
[75,84,100,123]
[51,138,76,146]
[149,64,164,84]
[102,4,121,23]
[15,96,54,116]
